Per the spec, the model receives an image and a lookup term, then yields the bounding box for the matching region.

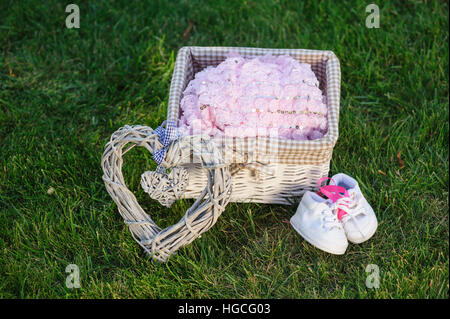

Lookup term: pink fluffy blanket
[178,52,328,140]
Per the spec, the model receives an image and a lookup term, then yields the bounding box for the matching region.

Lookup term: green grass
[0,0,448,298]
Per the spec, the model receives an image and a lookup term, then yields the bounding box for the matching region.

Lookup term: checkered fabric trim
[167,46,341,165]
[153,120,180,166]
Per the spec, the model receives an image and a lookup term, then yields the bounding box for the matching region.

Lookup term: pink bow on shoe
[317,177,351,220]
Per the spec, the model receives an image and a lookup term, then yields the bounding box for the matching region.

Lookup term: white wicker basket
[168,46,341,204]
[101,46,341,262]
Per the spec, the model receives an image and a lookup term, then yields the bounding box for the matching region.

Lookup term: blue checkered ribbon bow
[153,120,180,170]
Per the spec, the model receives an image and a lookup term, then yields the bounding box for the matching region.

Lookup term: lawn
[0,0,448,298]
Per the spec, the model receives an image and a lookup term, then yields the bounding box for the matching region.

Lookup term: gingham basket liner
[167,46,340,165]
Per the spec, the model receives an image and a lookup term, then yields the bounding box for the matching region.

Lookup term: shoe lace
[321,207,342,231]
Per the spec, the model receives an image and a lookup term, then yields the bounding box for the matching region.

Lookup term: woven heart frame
[101,125,232,262]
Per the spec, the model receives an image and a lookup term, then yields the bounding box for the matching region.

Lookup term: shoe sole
[290,219,348,255]
[346,218,378,244]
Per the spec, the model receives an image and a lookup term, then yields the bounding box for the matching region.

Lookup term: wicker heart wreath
[101,124,232,262]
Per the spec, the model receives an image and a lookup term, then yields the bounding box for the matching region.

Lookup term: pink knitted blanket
[178,52,328,140]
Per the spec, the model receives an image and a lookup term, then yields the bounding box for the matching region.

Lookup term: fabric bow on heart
[140,121,188,207]
[153,120,181,172]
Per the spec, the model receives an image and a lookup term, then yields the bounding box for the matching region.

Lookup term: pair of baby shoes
[290,173,378,255]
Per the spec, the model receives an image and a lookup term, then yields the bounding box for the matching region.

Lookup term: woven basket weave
[101,46,341,262]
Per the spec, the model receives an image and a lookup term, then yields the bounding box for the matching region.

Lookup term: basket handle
[101,125,232,262]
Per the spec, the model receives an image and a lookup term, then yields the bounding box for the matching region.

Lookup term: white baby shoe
[290,191,348,255]
[326,173,378,244]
